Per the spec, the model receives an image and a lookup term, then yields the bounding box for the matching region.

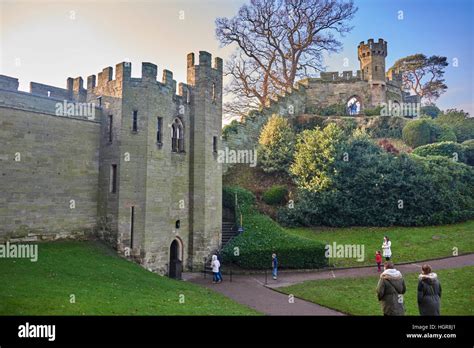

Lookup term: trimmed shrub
[258,115,295,173]
[434,124,457,142]
[435,109,474,142]
[278,136,474,227]
[402,119,436,148]
[222,186,328,269]
[290,123,345,192]
[413,142,466,163]
[463,139,474,166]
[262,185,288,205]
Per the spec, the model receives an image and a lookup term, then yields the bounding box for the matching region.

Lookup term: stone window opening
[110,164,117,193]
[186,88,190,104]
[108,115,113,143]
[171,118,184,153]
[212,83,216,102]
[175,220,180,229]
[97,96,102,107]
[157,117,163,145]
[132,110,138,132]
[130,206,135,249]
[213,136,218,153]
[47,91,51,97]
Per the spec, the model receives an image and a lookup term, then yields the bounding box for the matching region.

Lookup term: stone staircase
[221,220,238,247]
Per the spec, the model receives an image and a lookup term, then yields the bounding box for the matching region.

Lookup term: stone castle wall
[0,80,101,242]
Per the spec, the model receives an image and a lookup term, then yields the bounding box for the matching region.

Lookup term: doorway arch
[346,96,362,115]
[168,239,183,279]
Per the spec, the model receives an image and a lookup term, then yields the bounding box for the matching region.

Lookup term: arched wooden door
[169,240,182,280]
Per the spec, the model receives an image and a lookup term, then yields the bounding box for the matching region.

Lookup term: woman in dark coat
[417,264,442,316]
[376,261,406,316]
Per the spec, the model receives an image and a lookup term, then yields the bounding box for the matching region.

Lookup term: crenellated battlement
[358,38,387,58]
[85,60,200,100]
[0,74,100,121]
[187,51,223,72]
[308,70,363,82]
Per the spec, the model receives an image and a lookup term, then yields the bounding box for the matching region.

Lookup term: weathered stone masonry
[0,51,223,275]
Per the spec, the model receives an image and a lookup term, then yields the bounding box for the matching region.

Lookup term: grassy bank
[285,220,474,267]
[0,241,259,315]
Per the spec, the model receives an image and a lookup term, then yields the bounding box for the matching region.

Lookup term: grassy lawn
[285,220,474,267]
[279,266,474,315]
[0,241,259,315]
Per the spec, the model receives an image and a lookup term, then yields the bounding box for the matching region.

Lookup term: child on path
[376,251,382,272]
[211,254,222,284]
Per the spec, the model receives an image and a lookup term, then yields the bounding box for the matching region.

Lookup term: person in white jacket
[211,255,222,284]
[382,236,392,261]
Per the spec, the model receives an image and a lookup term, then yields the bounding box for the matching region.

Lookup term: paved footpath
[183,254,474,316]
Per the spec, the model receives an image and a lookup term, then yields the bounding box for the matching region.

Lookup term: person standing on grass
[382,236,392,261]
[211,255,222,284]
[375,250,382,272]
[418,264,442,316]
[272,253,278,280]
[376,261,406,316]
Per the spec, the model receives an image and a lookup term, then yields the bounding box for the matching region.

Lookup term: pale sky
[1,0,473,117]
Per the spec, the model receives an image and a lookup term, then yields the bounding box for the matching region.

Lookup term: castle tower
[358,38,387,106]
[186,51,223,270]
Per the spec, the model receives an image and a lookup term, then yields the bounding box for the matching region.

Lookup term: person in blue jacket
[272,253,278,280]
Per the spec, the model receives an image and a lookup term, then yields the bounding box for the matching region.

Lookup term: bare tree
[216,0,357,119]
[390,54,448,104]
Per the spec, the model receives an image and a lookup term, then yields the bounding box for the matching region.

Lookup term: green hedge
[363,106,383,116]
[316,104,348,116]
[262,185,288,205]
[412,141,466,163]
[222,186,328,269]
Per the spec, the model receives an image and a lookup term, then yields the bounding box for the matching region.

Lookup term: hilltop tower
[358,38,387,106]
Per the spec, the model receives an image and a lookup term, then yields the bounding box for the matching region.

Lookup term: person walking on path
[382,236,392,261]
[417,264,442,316]
[375,251,383,272]
[272,253,278,280]
[211,254,222,284]
[376,261,406,316]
